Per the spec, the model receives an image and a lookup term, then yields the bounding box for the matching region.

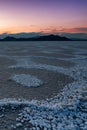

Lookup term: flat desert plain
[0,41,87,130]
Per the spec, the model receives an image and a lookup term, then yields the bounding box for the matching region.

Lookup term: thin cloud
[43,27,87,33]
[75,27,87,32]
[58,27,87,33]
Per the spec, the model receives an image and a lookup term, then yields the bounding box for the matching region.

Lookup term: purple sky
[0,0,87,34]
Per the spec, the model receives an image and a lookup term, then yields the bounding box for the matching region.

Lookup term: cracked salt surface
[0,80,87,130]
[9,54,87,81]
[11,74,43,87]
[0,43,87,129]
[0,61,87,129]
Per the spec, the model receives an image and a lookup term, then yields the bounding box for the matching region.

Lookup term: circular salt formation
[11,74,43,87]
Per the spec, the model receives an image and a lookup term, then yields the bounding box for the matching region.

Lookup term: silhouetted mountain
[32,35,71,41]
[0,32,43,39]
[0,34,71,41]
[2,36,17,41]
[60,33,87,41]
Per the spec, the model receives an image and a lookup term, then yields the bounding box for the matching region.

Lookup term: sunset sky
[0,0,87,34]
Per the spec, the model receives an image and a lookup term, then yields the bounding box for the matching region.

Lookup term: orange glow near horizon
[0,0,87,35]
[0,25,87,35]
[0,26,41,34]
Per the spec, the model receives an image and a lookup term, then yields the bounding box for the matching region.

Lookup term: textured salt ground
[11,74,43,88]
[0,106,33,130]
[31,57,75,68]
[0,57,16,70]
[0,41,87,130]
[0,107,20,130]
[0,68,73,100]
[31,52,75,59]
[0,102,34,130]
[0,42,75,58]
[0,82,87,130]
[0,50,75,59]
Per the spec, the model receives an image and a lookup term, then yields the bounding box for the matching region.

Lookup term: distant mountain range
[0,34,71,41]
[0,34,87,41]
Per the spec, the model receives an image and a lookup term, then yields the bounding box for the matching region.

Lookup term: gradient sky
[0,0,87,34]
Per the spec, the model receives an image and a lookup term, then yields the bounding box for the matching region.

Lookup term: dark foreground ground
[0,41,87,130]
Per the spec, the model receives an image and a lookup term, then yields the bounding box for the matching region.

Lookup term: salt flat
[0,41,87,130]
